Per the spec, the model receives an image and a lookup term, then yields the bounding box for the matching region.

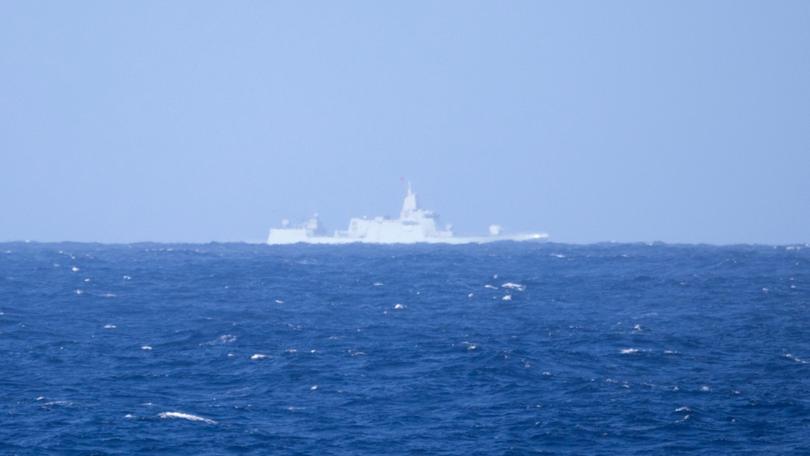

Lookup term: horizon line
[1,239,808,248]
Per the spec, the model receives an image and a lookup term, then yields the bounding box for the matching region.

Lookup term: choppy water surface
[1,242,808,455]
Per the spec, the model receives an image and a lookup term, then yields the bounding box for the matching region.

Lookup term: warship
[266,183,547,245]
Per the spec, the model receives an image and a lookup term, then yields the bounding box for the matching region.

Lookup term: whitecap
[785,353,808,364]
[71,266,80,272]
[484,284,497,290]
[501,282,526,292]
[201,334,237,346]
[74,289,84,295]
[250,353,268,360]
[675,406,691,412]
[372,282,384,287]
[158,411,216,424]
[393,303,405,310]
[124,414,135,419]
[501,295,512,301]
[467,292,474,298]
[310,385,318,391]
[216,334,237,344]
[103,324,117,329]
[43,400,72,407]
[700,385,711,392]
[275,299,285,304]
[633,324,642,331]
[123,275,132,280]
[551,253,566,258]
[620,348,639,354]
[83,278,91,283]
[141,345,152,351]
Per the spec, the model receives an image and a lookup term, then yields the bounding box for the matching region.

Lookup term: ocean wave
[2,242,808,454]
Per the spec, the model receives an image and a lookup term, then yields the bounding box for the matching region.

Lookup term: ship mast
[400,181,418,219]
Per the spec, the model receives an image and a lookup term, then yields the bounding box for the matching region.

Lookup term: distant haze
[1,1,808,244]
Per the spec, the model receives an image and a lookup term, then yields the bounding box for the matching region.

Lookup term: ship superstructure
[266,184,546,245]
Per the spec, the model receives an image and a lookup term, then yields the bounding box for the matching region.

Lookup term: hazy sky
[1,1,808,244]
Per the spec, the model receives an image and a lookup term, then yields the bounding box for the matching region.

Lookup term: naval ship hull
[266,232,548,245]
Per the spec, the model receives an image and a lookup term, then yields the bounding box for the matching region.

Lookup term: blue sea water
[1,242,808,455]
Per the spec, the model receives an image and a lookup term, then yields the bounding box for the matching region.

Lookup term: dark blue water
[1,242,808,455]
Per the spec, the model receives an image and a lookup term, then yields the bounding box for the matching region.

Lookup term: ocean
[1,242,808,455]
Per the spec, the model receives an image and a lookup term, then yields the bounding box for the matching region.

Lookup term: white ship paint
[266,183,548,245]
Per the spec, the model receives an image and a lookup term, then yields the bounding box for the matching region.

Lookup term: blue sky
[1,1,808,244]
